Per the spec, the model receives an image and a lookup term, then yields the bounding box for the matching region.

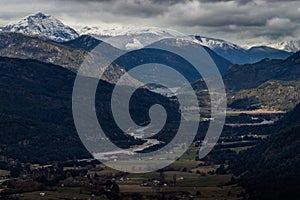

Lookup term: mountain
[270,40,300,52]
[193,51,300,110]
[0,32,85,69]
[112,38,232,85]
[229,80,300,111]
[0,56,90,163]
[61,34,102,51]
[195,36,293,64]
[247,46,293,62]
[1,12,293,64]
[80,26,179,51]
[0,32,228,86]
[0,56,180,163]
[232,103,300,199]
[222,51,300,110]
[79,25,176,38]
[0,32,131,83]
[202,46,233,75]
[223,51,300,91]
[80,25,292,68]
[2,12,79,42]
[195,36,242,51]
[79,27,232,76]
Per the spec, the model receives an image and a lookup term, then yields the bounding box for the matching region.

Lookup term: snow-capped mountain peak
[195,35,243,51]
[2,12,79,42]
[269,40,300,52]
[79,25,180,38]
[79,25,184,50]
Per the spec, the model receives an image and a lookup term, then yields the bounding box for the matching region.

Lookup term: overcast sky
[0,0,299,46]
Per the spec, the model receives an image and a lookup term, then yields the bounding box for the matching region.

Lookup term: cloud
[0,0,299,45]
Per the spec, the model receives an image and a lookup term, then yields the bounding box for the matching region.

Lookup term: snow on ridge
[269,40,300,52]
[3,12,79,42]
[196,36,244,50]
[79,25,181,38]
[3,12,298,52]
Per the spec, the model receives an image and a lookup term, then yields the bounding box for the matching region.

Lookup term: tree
[10,163,22,178]
[173,174,177,185]
[216,164,226,175]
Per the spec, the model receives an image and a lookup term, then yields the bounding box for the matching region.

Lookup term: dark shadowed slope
[223,51,300,92]
[232,103,300,199]
[0,56,180,163]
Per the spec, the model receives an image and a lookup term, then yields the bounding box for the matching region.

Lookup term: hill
[0,56,180,164]
[223,51,300,92]
[229,80,300,111]
[0,32,128,83]
[232,104,300,199]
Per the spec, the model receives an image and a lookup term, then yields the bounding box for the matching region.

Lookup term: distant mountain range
[0,31,231,86]
[195,36,293,64]
[79,26,293,64]
[0,13,232,82]
[0,12,297,65]
[270,40,300,52]
[0,12,299,110]
[79,25,177,38]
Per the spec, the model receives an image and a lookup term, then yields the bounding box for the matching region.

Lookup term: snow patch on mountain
[125,38,144,50]
[79,25,187,50]
[195,36,244,51]
[79,25,180,38]
[269,40,300,52]
[2,12,79,42]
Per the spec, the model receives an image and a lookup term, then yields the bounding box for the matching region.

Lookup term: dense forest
[232,104,300,200]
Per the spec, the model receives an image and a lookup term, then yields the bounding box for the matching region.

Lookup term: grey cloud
[61,0,253,6]
[198,0,253,5]
[0,0,299,45]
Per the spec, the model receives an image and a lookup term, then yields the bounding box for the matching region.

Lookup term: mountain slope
[202,46,233,75]
[0,32,130,83]
[0,32,85,69]
[0,56,180,163]
[224,51,300,110]
[2,12,79,42]
[229,80,300,111]
[60,35,102,51]
[195,36,293,64]
[115,37,232,76]
[79,26,179,51]
[232,104,300,199]
[112,38,232,86]
[79,25,176,38]
[270,40,300,52]
[223,51,300,91]
[78,27,232,75]
[195,35,247,64]
[79,26,291,72]
[247,46,292,62]
[0,32,228,84]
